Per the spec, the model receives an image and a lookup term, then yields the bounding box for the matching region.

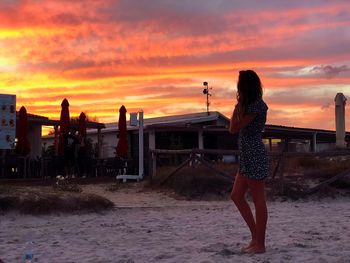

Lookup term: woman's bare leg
[231,174,257,251]
[246,178,268,253]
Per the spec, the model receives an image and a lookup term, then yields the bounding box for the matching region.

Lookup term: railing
[0,155,31,178]
[149,148,350,196]
[149,148,282,177]
[0,156,131,179]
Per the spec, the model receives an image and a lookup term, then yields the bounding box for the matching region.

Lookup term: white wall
[41,130,119,159]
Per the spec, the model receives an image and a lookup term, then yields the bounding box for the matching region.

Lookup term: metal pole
[138,111,144,179]
[206,83,209,115]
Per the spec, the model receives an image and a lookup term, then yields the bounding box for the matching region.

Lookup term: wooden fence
[0,156,130,179]
[149,148,350,196]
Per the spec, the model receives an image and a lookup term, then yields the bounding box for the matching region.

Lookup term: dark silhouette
[64,129,79,177]
[229,70,269,254]
[77,135,87,177]
[58,98,70,155]
[77,112,87,177]
[116,105,128,158]
[16,106,30,156]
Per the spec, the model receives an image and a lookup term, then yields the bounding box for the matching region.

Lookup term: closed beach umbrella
[116,105,128,157]
[16,106,30,156]
[58,98,70,155]
[78,112,87,138]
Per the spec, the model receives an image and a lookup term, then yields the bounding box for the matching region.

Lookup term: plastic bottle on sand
[24,241,34,263]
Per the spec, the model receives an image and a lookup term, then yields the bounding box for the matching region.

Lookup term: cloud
[51,13,82,26]
[1,0,350,130]
[310,65,350,78]
[276,64,350,82]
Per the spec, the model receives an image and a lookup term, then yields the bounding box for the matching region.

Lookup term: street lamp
[203,81,212,115]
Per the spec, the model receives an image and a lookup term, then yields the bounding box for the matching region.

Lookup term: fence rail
[150,148,350,157]
[149,148,350,196]
[0,156,131,179]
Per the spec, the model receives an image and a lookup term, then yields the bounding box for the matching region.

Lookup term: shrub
[151,164,235,200]
[0,187,114,215]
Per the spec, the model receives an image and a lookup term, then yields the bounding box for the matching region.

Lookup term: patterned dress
[238,99,269,180]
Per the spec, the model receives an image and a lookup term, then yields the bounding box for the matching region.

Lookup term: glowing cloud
[0,0,349,132]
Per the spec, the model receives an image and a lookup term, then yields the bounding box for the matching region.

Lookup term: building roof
[41,110,348,144]
[101,111,349,143]
[17,111,105,129]
[102,111,228,133]
[266,124,338,134]
[16,111,49,123]
[264,124,350,143]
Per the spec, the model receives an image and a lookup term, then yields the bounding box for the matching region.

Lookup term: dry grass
[272,155,350,200]
[150,156,350,201]
[284,156,350,178]
[150,163,237,200]
[0,185,114,215]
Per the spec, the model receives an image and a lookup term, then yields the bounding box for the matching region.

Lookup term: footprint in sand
[200,243,238,256]
[216,248,237,256]
[116,259,134,263]
[294,242,311,248]
[200,242,227,253]
[153,253,175,260]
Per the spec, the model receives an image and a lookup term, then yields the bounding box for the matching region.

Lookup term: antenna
[203,81,212,115]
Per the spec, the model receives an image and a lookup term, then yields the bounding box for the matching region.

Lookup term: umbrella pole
[117,110,144,182]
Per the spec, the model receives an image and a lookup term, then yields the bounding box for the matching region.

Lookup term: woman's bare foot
[246,245,266,254]
[240,241,256,253]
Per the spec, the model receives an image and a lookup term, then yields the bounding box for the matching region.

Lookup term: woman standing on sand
[229,70,269,254]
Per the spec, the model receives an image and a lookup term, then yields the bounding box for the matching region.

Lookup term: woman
[229,70,268,254]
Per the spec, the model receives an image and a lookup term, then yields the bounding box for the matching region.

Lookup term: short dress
[238,99,269,180]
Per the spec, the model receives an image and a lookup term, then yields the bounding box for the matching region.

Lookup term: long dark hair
[237,70,263,113]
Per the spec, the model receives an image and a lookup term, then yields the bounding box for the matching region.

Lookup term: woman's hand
[229,103,256,134]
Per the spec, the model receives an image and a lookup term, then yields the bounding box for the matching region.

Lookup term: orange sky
[1,0,350,131]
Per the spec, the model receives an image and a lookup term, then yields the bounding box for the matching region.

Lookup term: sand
[1,184,349,263]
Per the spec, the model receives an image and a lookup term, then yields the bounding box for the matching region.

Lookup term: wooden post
[335,93,347,148]
[152,150,157,178]
[0,149,4,178]
[278,153,285,195]
[284,138,289,152]
[149,130,156,179]
[198,130,204,149]
[54,125,59,156]
[312,132,317,152]
[97,128,102,159]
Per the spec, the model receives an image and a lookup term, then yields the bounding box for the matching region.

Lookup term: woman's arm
[229,105,257,134]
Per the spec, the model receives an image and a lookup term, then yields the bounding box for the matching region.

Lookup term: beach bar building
[40,111,350,178]
[0,111,105,179]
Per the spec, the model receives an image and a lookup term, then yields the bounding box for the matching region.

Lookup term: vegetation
[151,163,237,200]
[150,155,350,201]
[0,185,114,215]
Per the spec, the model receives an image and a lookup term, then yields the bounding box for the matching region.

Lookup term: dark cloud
[97,0,236,37]
[310,65,350,79]
[0,0,21,8]
[265,88,337,109]
[321,101,332,110]
[2,0,350,130]
[100,0,349,20]
[51,13,82,26]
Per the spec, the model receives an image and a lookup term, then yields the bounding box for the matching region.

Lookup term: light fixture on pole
[203,81,212,115]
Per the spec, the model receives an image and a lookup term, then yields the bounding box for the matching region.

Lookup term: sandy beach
[1,184,350,263]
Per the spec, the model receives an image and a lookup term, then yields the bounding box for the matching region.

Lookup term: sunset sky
[0,0,350,131]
